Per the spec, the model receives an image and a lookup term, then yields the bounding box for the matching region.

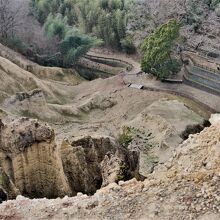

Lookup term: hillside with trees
[1,1,220,219]
[0,0,135,68]
[31,0,134,50]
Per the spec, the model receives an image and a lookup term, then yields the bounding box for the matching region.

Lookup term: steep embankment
[1,116,220,220]
[0,43,83,95]
[0,43,85,121]
[0,43,212,203]
[0,116,141,200]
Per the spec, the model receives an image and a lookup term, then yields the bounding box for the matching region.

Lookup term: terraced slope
[184,65,220,96]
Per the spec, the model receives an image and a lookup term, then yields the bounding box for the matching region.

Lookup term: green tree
[59,29,101,66]
[141,19,180,80]
[31,0,133,50]
[44,13,68,39]
[120,35,136,54]
[43,13,101,67]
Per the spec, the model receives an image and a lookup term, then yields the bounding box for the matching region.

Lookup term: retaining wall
[183,65,220,96]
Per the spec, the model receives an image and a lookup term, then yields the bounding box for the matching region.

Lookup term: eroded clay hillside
[1,0,220,219]
[1,114,220,219]
[0,41,211,203]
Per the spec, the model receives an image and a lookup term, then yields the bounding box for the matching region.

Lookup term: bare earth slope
[1,119,220,220]
[0,44,217,219]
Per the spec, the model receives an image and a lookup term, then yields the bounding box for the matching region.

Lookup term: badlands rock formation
[0,116,220,219]
[0,35,217,220]
[0,42,211,204]
[0,117,71,199]
[61,136,140,194]
[124,99,207,176]
[0,116,141,200]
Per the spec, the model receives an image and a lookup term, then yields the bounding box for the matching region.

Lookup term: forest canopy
[31,0,134,50]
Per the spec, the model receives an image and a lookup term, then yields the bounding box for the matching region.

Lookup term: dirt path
[87,49,220,113]
[87,50,142,76]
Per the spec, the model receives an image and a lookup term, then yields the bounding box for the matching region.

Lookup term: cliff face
[0,117,71,199]
[0,118,220,220]
[61,136,140,195]
[0,116,141,201]
[0,45,210,202]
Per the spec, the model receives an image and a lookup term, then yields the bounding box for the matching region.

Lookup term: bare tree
[0,0,20,39]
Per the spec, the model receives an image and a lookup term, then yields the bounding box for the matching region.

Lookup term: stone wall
[184,66,220,96]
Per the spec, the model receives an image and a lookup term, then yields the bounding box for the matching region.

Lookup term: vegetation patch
[140,19,181,80]
[31,0,134,49]
[117,126,133,148]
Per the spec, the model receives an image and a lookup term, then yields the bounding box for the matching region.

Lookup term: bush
[117,126,133,148]
[60,29,101,66]
[44,13,67,39]
[42,13,101,67]
[120,36,136,54]
[1,36,27,54]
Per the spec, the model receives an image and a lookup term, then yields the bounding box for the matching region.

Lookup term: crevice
[180,120,211,140]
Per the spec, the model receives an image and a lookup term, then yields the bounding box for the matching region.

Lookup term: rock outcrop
[0,117,219,219]
[0,117,71,199]
[0,117,141,199]
[0,168,19,202]
[2,89,61,121]
[60,136,140,195]
[209,113,220,125]
[124,99,207,176]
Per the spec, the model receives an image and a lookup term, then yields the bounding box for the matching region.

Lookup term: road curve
[86,50,220,113]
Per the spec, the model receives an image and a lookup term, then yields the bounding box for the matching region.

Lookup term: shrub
[44,13,68,39]
[120,36,136,54]
[117,126,133,148]
[1,36,27,54]
[42,13,101,67]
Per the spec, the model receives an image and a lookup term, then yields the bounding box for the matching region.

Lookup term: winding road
[87,50,220,113]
